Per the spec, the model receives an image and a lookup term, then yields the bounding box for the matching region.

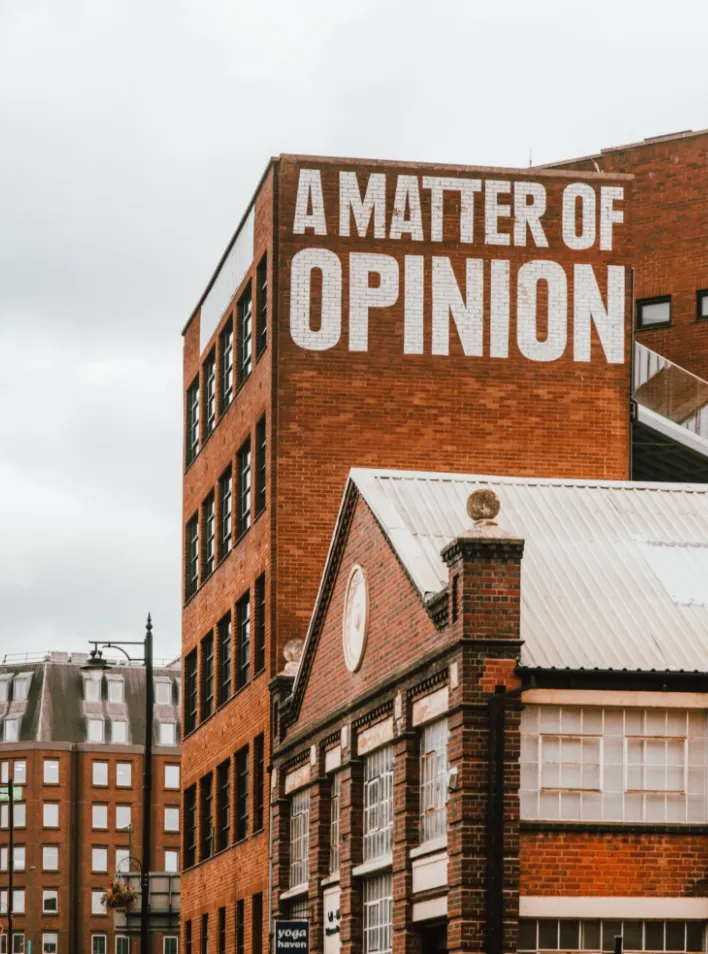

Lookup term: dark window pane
[237,439,251,537]
[236,899,245,954]
[236,594,250,690]
[204,350,216,437]
[539,920,558,950]
[582,921,601,951]
[256,255,267,356]
[253,734,264,832]
[252,893,263,954]
[201,913,209,954]
[184,785,197,868]
[217,759,230,852]
[220,320,234,409]
[236,746,249,841]
[519,921,537,952]
[217,614,232,706]
[200,773,213,861]
[254,574,266,675]
[623,922,643,951]
[666,922,685,952]
[559,921,580,951]
[255,415,266,516]
[186,378,200,465]
[219,468,232,560]
[218,906,226,954]
[186,515,199,599]
[202,494,215,580]
[603,922,622,952]
[238,284,253,385]
[185,650,198,735]
[686,923,703,953]
[645,923,665,952]
[201,632,214,720]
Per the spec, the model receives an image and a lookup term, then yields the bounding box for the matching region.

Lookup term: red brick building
[0,652,181,954]
[269,469,708,954]
[181,155,637,953]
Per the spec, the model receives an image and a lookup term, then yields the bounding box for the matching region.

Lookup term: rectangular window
[116,805,131,830]
[217,613,232,707]
[185,921,192,954]
[256,254,267,356]
[252,893,263,954]
[42,935,58,954]
[1,847,24,871]
[255,415,266,516]
[237,283,253,385]
[155,680,172,705]
[43,846,59,870]
[201,632,214,721]
[3,719,20,743]
[200,773,214,861]
[14,675,30,702]
[0,890,25,914]
[165,807,180,832]
[92,805,108,830]
[236,593,250,690]
[201,913,209,954]
[289,788,310,888]
[254,574,266,675]
[220,319,234,410]
[42,889,58,913]
[185,650,198,734]
[202,493,216,580]
[92,847,108,872]
[253,734,264,833]
[116,937,130,954]
[420,719,449,843]
[108,679,124,704]
[204,349,216,438]
[520,706,707,823]
[116,763,132,787]
[115,849,130,874]
[290,899,308,921]
[186,378,200,465]
[186,514,199,600]
[92,890,106,915]
[43,760,59,785]
[218,467,233,560]
[112,720,127,744]
[93,761,108,786]
[1,803,26,828]
[184,785,197,868]
[160,723,177,746]
[165,764,180,789]
[518,919,705,954]
[164,938,179,954]
[218,907,226,954]
[217,759,231,851]
[87,718,104,743]
[164,849,179,873]
[235,900,245,954]
[637,295,671,329]
[13,761,26,785]
[698,290,708,321]
[330,773,341,874]
[237,439,251,537]
[43,803,59,828]
[363,874,393,954]
[0,681,8,704]
[92,938,107,954]
[364,746,394,862]
[235,746,249,842]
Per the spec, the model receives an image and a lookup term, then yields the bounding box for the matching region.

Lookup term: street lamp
[82,615,153,954]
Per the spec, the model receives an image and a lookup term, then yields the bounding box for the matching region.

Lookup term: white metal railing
[633,342,708,438]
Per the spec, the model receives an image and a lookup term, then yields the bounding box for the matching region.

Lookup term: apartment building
[181,153,637,951]
[269,469,708,954]
[0,652,181,954]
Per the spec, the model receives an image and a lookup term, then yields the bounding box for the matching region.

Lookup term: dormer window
[107,679,124,704]
[87,719,104,743]
[84,676,101,703]
[3,718,20,743]
[13,676,31,703]
[112,721,127,744]
[0,679,10,704]
[154,681,172,706]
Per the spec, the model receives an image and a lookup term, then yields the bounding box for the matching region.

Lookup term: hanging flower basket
[102,878,137,911]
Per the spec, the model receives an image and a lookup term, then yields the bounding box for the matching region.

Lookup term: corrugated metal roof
[350,469,708,673]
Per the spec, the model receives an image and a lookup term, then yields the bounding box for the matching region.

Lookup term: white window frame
[87,719,104,743]
[289,788,310,888]
[92,936,107,954]
[115,936,130,954]
[115,848,130,873]
[43,760,59,785]
[43,803,59,828]
[159,723,176,746]
[13,675,30,702]
[164,807,179,832]
[13,761,26,784]
[42,934,58,954]
[116,762,132,788]
[363,874,392,954]
[155,681,172,706]
[42,846,59,871]
[420,719,449,844]
[107,679,124,704]
[42,889,58,914]
[164,849,179,873]
[92,847,108,872]
[112,720,127,744]
[116,806,132,831]
[91,890,106,915]
[164,764,180,789]
[4,718,20,743]
[92,805,108,830]
[92,761,108,786]
[364,746,393,862]
[163,938,179,954]
[84,677,101,702]
[329,773,341,875]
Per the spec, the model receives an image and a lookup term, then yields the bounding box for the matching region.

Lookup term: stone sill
[352,855,393,878]
[320,873,340,888]
[409,836,447,860]
[279,883,308,902]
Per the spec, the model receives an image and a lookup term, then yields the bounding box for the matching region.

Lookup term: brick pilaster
[393,693,419,954]
[339,743,363,954]
[308,747,332,954]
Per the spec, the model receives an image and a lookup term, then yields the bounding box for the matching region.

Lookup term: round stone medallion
[342,564,368,673]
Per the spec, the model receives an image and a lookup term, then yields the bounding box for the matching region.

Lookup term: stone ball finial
[467,488,501,523]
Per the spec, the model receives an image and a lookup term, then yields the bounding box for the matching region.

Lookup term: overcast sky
[1,0,706,661]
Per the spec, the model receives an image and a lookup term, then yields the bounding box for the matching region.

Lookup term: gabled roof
[347,469,708,674]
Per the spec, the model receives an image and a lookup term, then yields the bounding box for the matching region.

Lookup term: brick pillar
[270,766,291,922]
[441,507,524,954]
[339,730,363,954]
[308,747,332,954]
[393,692,419,954]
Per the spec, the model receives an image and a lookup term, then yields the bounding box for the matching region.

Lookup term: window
[4,719,20,743]
[256,254,267,356]
[165,806,180,832]
[237,440,251,537]
[43,846,59,870]
[165,764,180,789]
[186,377,200,465]
[217,613,232,707]
[185,921,193,954]
[237,283,253,385]
[116,806,131,830]
[42,935,58,954]
[420,719,449,843]
[220,319,234,410]
[112,720,127,743]
[92,847,108,872]
[363,874,393,954]
[93,761,108,786]
[235,900,245,954]
[218,467,233,560]
[43,803,59,828]
[85,676,101,702]
[160,723,177,746]
[253,734,265,833]
[185,649,198,734]
[108,679,124,703]
[92,805,108,829]
[201,913,209,954]
[637,295,671,329]
[218,907,226,954]
[42,889,58,913]
[698,290,708,321]
[330,773,341,874]
[10,940,24,954]
[155,680,172,706]
[364,746,394,861]
[0,890,25,914]
[202,493,215,580]
[115,849,130,873]
[43,759,59,784]
[92,890,106,915]
[289,788,309,887]
[201,631,215,720]
[204,349,216,438]
[236,746,249,842]
[164,938,179,954]
[200,773,214,861]
[254,574,266,675]
[290,898,308,921]
[14,675,30,702]
[217,759,231,851]
[0,681,8,703]
[1,847,24,871]
[236,593,250,690]
[520,706,708,823]
[1,803,26,828]
[92,936,107,954]
[184,785,197,868]
[165,849,179,873]
[252,894,263,954]
[517,919,705,954]
[116,937,130,954]
[13,760,26,784]
[186,514,199,600]
[116,762,132,787]
[255,415,266,516]
[87,718,104,743]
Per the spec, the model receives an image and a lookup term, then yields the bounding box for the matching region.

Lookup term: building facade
[0,652,181,954]
[181,154,636,951]
[269,469,708,954]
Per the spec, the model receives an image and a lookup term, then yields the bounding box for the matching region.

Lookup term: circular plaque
[342,564,368,673]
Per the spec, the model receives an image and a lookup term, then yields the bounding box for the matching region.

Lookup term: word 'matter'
[289,168,627,365]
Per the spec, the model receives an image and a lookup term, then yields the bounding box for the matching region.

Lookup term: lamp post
[82,615,153,954]
[28,864,35,954]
